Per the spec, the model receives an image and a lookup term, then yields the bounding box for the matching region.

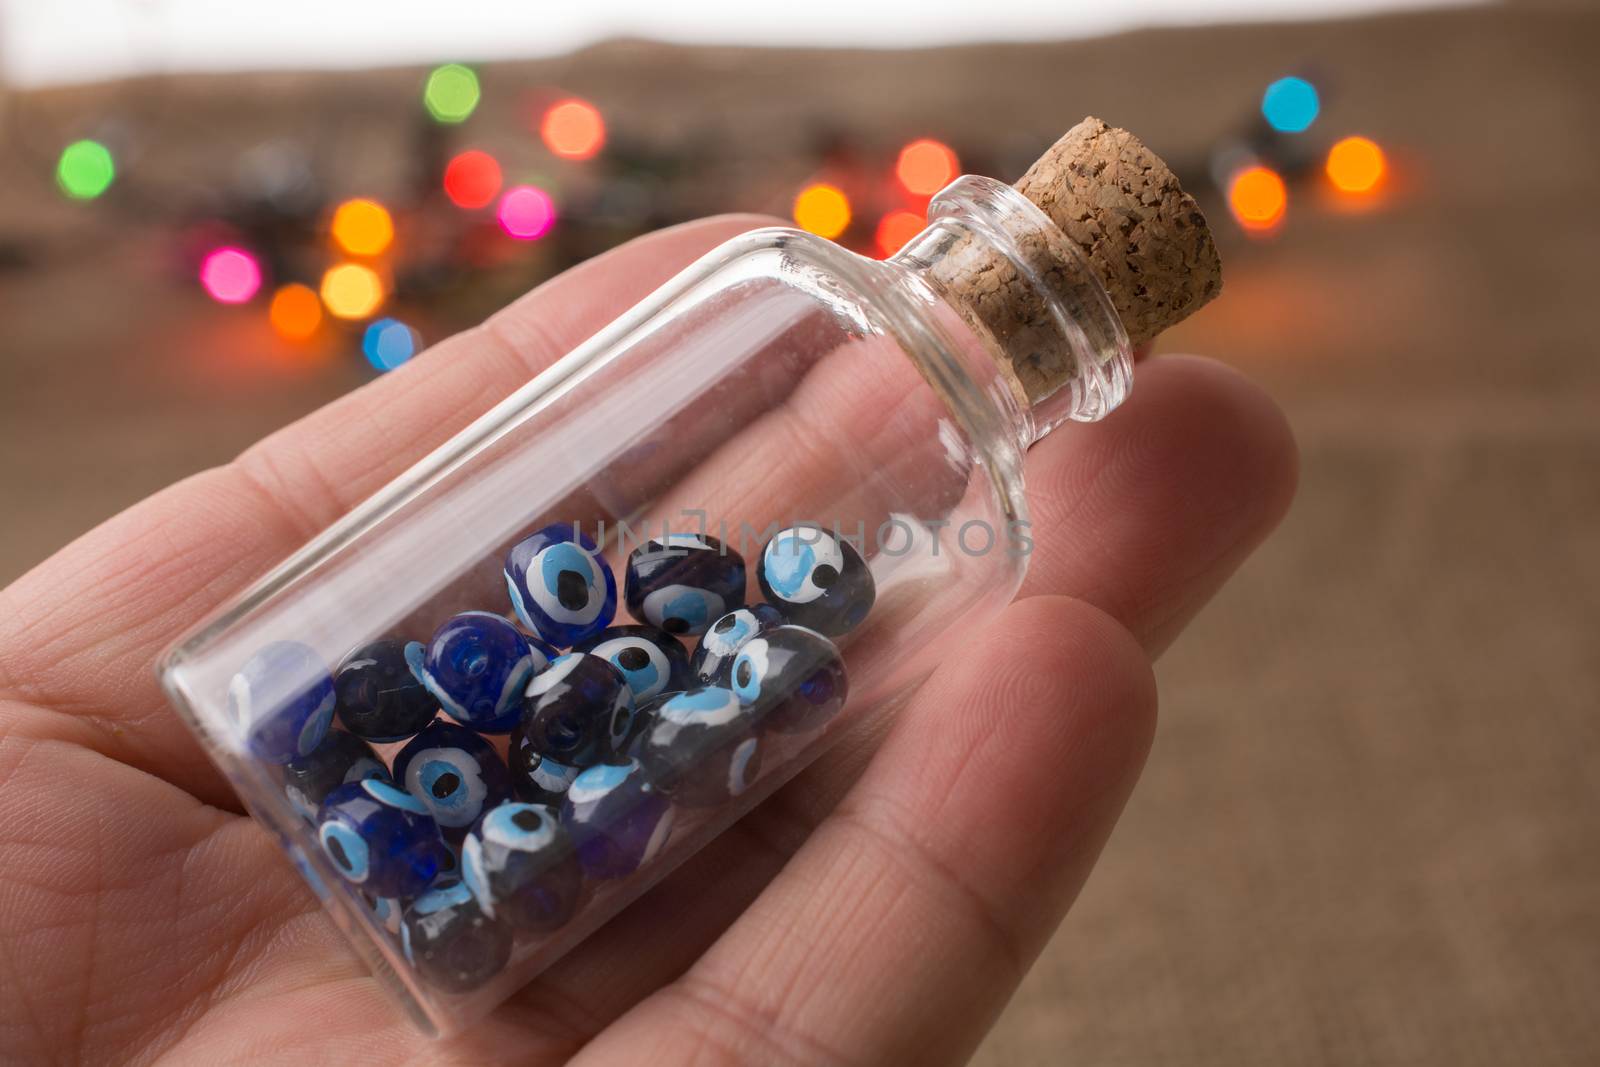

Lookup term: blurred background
[2,1,1597,1063]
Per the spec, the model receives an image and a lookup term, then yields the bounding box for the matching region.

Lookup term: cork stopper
[916,117,1220,417]
[1014,117,1222,347]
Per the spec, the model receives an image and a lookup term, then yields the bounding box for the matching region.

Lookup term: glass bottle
[160,122,1217,1034]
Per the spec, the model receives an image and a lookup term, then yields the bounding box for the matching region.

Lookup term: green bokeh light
[56,139,116,199]
[423,64,480,124]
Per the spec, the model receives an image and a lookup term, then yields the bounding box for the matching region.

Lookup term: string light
[330,198,395,256]
[1262,76,1320,133]
[793,184,851,239]
[497,185,556,240]
[895,139,959,197]
[199,247,262,304]
[443,150,503,209]
[1228,166,1288,231]
[320,262,385,319]
[362,318,419,371]
[424,64,480,124]
[875,210,925,257]
[269,283,323,341]
[540,98,606,161]
[1326,136,1387,194]
[56,140,115,200]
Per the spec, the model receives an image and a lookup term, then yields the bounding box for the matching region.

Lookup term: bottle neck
[889,176,1133,447]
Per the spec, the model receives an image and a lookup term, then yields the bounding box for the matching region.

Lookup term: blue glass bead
[401,880,512,994]
[227,640,336,764]
[504,523,617,647]
[367,894,404,937]
[624,534,746,637]
[757,527,875,636]
[334,637,437,742]
[574,624,689,703]
[408,611,553,733]
[283,729,389,821]
[634,687,763,807]
[317,779,449,899]
[516,653,634,768]
[690,604,785,686]
[393,721,512,841]
[509,738,583,807]
[462,802,583,934]
[730,624,849,735]
[560,760,673,879]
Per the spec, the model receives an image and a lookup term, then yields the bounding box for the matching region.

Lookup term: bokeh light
[362,318,419,372]
[269,283,323,341]
[443,150,503,209]
[424,64,481,124]
[1262,76,1320,133]
[497,185,556,240]
[895,139,960,197]
[320,262,386,319]
[56,140,116,200]
[199,247,262,304]
[1228,166,1288,230]
[875,209,925,257]
[540,98,606,161]
[793,184,852,239]
[330,198,395,256]
[1326,136,1388,194]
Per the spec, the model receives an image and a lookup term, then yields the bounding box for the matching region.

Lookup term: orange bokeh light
[269,283,323,341]
[330,198,394,256]
[895,139,959,197]
[1228,166,1288,230]
[793,184,852,239]
[320,262,386,320]
[541,98,606,161]
[875,209,925,257]
[1326,136,1387,194]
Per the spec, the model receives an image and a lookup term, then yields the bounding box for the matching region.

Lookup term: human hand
[0,215,1295,1065]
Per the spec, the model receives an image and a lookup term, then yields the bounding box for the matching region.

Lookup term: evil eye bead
[575,624,690,703]
[504,523,617,647]
[509,737,583,807]
[461,802,583,934]
[334,637,437,742]
[634,687,763,807]
[560,760,673,879]
[757,527,875,636]
[624,534,746,637]
[393,721,512,840]
[516,653,634,767]
[690,604,785,686]
[283,730,390,821]
[731,625,849,735]
[227,640,336,764]
[409,611,552,733]
[317,779,449,899]
[401,880,512,994]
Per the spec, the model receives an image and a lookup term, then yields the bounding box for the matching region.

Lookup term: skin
[0,215,1297,1066]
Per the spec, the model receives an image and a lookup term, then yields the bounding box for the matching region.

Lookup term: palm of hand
[0,217,1294,1066]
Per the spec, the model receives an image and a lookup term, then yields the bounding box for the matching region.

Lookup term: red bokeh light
[443,150,504,210]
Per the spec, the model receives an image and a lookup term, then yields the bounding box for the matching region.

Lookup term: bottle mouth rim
[926,175,1134,428]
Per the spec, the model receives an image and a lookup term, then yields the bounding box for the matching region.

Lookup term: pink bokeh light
[497,185,556,240]
[199,247,263,304]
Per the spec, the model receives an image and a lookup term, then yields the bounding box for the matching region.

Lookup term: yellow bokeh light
[320,263,386,320]
[793,184,851,239]
[1326,136,1387,194]
[331,198,395,256]
[269,283,323,341]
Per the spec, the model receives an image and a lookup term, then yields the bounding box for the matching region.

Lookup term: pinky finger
[571,595,1156,1067]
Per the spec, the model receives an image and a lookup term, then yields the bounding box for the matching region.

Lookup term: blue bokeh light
[362,318,418,372]
[1262,76,1320,133]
